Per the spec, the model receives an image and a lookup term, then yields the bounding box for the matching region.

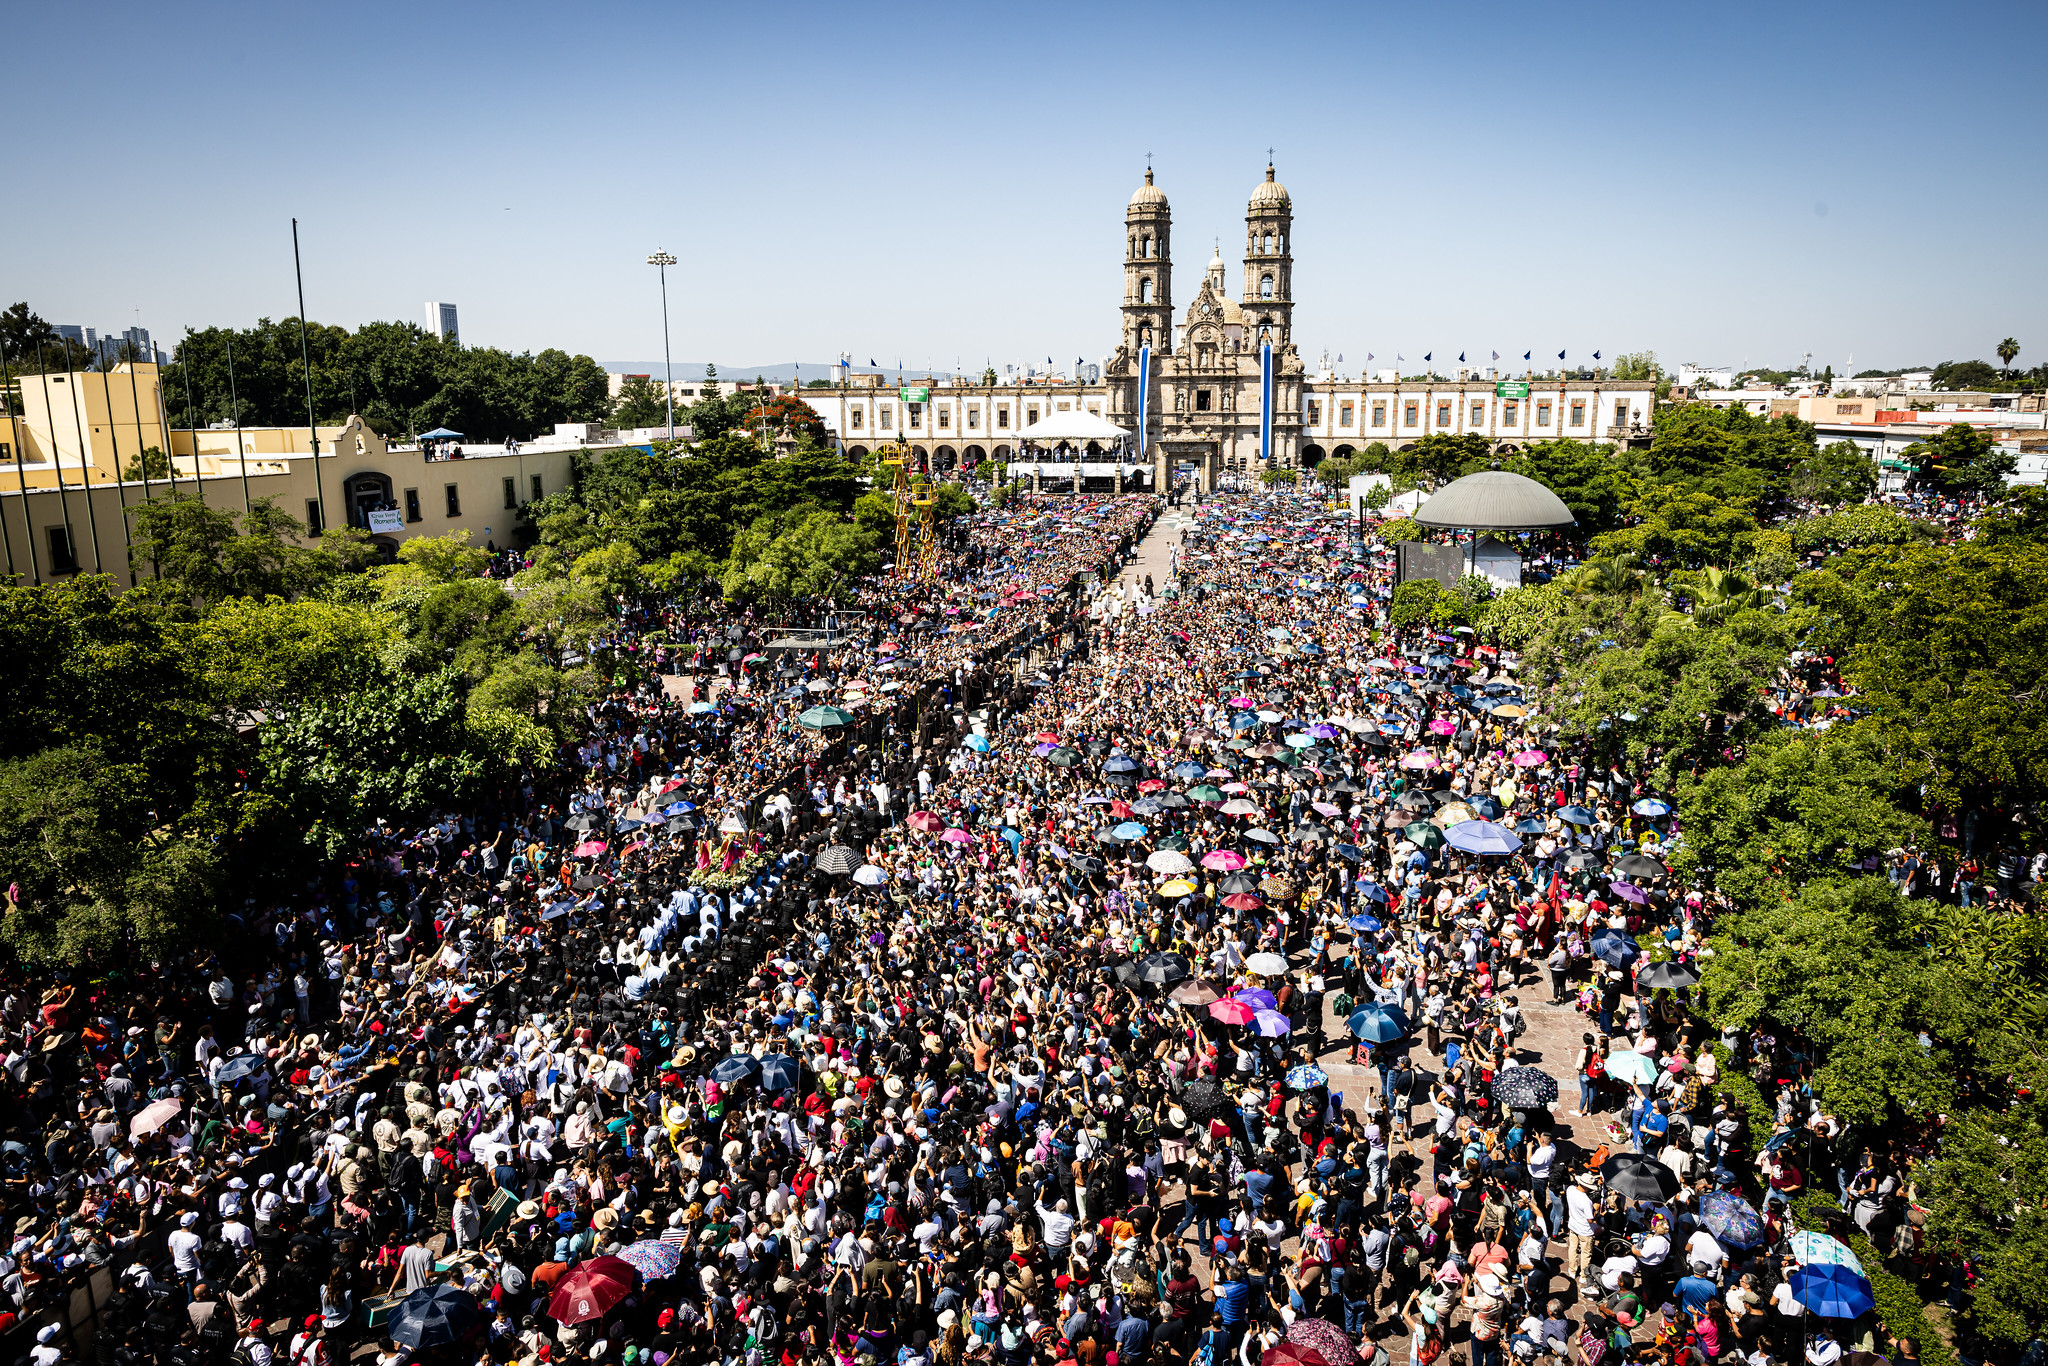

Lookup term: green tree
[1610,350,1658,382]
[1901,422,2015,497]
[610,375,672,428]
[1403,431,1492,485]
[1932,359,2002,391]
[720,511,879,603]
[0,302,62,374]
[1590,484,1760,567]
[1479,581,1566,649]
[1998,337,2021,377]
[1512,439,1631,534]
[129,494,353,605]
[393,528,490,584]
[122,446,172,481]
[1790,439,1878,507]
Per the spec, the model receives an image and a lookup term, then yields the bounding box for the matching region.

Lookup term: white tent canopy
[1014,409,1133,444]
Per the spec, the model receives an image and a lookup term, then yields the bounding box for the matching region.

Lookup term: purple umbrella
[1232,988,1280,1011]
[1609,881,1649,905]
[1253,1009,1293,1037]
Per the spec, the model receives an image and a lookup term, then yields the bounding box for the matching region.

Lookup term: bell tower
[1123,168,1173,355]
[1242,162,1293,350]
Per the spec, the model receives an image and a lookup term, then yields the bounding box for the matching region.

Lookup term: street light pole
[647,252,678,441]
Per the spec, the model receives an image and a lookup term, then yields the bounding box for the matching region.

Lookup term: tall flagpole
[292,219,326,531]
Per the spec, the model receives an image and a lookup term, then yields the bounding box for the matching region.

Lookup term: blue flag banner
[1137,345,1152,455]
[1260,342,1275,463]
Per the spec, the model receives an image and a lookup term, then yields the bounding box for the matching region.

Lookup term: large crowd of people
[0,483,1942,1366]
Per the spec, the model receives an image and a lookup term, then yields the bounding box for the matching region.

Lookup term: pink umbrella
[1428,716,1457,736]
[1201,849,1248,871]
[1513,750,1548,767]
[573,840,608,857]
[1398,750,1439,770]
[907,811,945,832]
[1229,697,1257,708]
[1207,998,1258,1025]
[130,1097,182,1138]
[1312,801,1342,817]
[941,828,973,844]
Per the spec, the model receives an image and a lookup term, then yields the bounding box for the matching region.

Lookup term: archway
[934,445,958,473]
[845,445,869,461]
[1299,444,1325,468]
[991,444,1012,460]
[1494,443,1521,456]
[964,445,986,467]
[1332,445,1356,461]
[342,470,394,529]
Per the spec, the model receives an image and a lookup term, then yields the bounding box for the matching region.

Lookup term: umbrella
[1252,1009,1292,1037]
[1244,827,1281,844]
[1558,805,1597,825]
[547,1256,637,1324]
[1136,952,1191,985]
[1263,1344,1333,1366]
[1045,747,1083,767]
[1221,798,1261,816]
[1208,998,1257,1025]
[1285,1319,1360,1366]
[1347,1004,1412,1042]
[1590,930,1641,968]
[1491,1067,1559,1107]
[1286,1064,1329,1091]
[1398,749,1438,769]
[1147,850,1195,874]
[1348,913,1383,932]
[1246,951,1290,977]
[572,840,608,858]
[214,1054,264,1083]
[1186,784,1226,802]
[1631,797,1673,818]
[962,734,991,752]
[1169,980,1220,1006]
[1609,881,1649,905]
[1602,1151,1680,1201]
[1792,1265,1876,1319]
[758,1054,799,1091]
[1218,872,1261,893]
[1402,821,1445,851]
[1180,1078,1232,1122]
[852,864,890,887]
[1444,821,1522,855]
[1602,1050,1660,1085]
[1112,820,1148,840]
[1614,852,1667,880]
[797,705,856,729]
[617,1239,686,1281]
[1512,749,1548,767]
[906,810,945,832]
[1700,1191,1765,1249]
[941,827,975,844]
[1562,850,1602,872]
[1637,960,1698,990]
[564,813,598,833]
[814,845,860,875]
[1158,878,1197,898]
[1201,849,1247,871]
[711,1053,762,1085]
[388,1285,480,1349]
[1393,790,1433,812]
[129,1098,183,1138]
[1789,1231,1866,1276]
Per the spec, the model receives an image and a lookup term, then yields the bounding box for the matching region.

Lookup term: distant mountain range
[600,361,964,385]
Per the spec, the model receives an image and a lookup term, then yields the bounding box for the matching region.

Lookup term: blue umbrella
[963,734,991,752]
[1631,797,1673,818]
[1699,1191,1765,1249]
[1356,881,1389,904]
[1347,1004,1412,1042]
[1444,821,1523,856]
[1558,805,1597,825]
[1172,760,1208,781]
[1467,793,1504,819]
[1590,930,1641,968]
[710,1054,762,1085]
[1334,843,1361,862]
[617,1239,684,1281]
[1285,1064,1329,1090]
[662,801,695,815]
[1514,817,1548,834]
[214,1054,264,1083]
[758,1054,798,1091]
[1103,755,1142,774]
[1347,914,1383,932]
[1791,1265,1876,1319]
[1112,821,1148,840]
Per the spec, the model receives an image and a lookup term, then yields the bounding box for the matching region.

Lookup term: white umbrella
[1146,850,1194,874]
[1246,951,1289,977]
[717,815,747,834]
[1221,799,1260,816]
[130,1097,182,1138]
[853,865,890,886]
[1244,828,1281,844]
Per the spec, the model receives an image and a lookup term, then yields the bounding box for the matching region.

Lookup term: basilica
[798,164,1657,493]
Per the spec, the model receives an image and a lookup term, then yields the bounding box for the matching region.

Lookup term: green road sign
[898,386,930,403]
[1494,381,1531,399]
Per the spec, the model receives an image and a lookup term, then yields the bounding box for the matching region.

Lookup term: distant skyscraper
[425,301,459,345]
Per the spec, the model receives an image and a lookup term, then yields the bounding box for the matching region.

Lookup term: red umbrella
[547,1256,637,1324]
[906,811,945,833]
[1207,998,1257,1026]
[572,840,608,858]
[1263,1347,1332,1366]
[1222,892,1264,911]
[1137,778,1167,792]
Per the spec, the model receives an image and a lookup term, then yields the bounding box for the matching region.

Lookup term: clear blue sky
[14,0,2043,378]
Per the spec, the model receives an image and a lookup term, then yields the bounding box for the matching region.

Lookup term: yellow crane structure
[911,478,939,582]
[878,444,915,577]
[875,443,940,582]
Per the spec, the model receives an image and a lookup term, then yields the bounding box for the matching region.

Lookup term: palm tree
[1692,566,1766,622]
[1998,337,2020,378]
[1568,554,1643,599]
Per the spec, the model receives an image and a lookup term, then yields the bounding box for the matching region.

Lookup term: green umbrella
[1403,821,1445,850]
[798,705,856,729]
[1045,747,1082,767]
[1156,832,1192,851]
[1185,785,1226,802]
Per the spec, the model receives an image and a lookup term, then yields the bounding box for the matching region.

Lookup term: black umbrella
[1155,791,1191,809]
[1603,1152,1681,1201]
[388,1285,479,1349]
[1135,952,1190,985]
[1046,747,1083,767]
[1290,824,1332,843]
[1180,1078,1232,1123]
[1394,790,1433,812]
[1637,960,1699,990]
[1102,771,1140,788]
[1615,853,1668,880]
[814,845,860,875]
[1083,739,1113,757]
[1218,873,1260,894]
[1491,1067,1560,1108]
[1562,851,1602,872]
[1069,855,1105,876]
[565,813,598,833]
[1328,778,1362,793]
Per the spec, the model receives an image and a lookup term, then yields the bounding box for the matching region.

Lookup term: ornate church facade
[797,165,1657,493]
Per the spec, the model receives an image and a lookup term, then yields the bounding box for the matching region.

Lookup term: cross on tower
[1266,146,1275,163]
[1145,151,1152,171]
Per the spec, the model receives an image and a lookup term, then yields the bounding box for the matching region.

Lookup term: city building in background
[426,301,459,345]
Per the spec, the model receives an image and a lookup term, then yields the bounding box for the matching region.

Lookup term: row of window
[1300,397,1631,432]
[848,403,1026,434]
